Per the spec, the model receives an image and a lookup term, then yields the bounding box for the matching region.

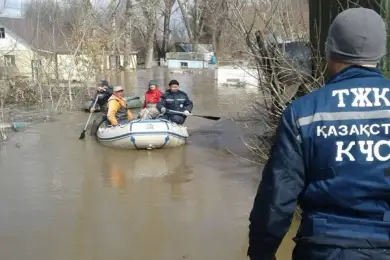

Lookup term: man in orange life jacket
[248,8,390,260]
[106,86,133,126]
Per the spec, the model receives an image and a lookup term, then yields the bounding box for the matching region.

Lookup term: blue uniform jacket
[248,66,390,260]
[157,90,193,113]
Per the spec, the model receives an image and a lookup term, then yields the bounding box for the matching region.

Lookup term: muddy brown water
[0,68,298,260]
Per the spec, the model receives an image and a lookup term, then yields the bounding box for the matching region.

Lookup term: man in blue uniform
[157,80,193,125]
[248,8,390,260]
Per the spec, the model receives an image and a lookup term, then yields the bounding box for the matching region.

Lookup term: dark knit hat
[100,79,109,87]
[326,7,386,65]
[149,80,158,87]
[168,79,179,86]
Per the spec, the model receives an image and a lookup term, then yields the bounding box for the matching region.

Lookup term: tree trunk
[193,38,199,52]
[145,41,154,69]
[110,0,119,59]
[161,0,174,59]
[145,20,157,69]
[177,0,192,41]
[124,0,133,70]
[212,31,222,59]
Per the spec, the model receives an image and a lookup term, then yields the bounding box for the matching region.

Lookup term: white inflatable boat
[96,119,189,150]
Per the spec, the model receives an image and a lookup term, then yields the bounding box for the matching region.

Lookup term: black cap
[168,79,179,86]
[100,79,108,86]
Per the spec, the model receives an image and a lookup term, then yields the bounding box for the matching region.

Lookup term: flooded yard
[0,68,298,260]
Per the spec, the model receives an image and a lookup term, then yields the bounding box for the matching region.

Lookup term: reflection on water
[0,68,297,260]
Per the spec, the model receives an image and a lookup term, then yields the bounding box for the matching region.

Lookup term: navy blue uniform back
[248,66,390,260]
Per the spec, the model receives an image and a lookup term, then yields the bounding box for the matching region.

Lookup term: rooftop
[0,17,72,53]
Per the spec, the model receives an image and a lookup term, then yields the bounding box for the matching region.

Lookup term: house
[0,17,74,81]
[168,42,214,61]
[0,17,138,82]
[165,43,213,69]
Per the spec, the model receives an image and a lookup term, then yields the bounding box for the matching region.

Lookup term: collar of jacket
[108,95,126,107]
[326,65,383,85]
[146,88,161,94]
[167,90,181,94]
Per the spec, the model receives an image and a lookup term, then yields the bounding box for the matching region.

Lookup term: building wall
[0,27,137,81]
[0,49,36,78]
[167,60,208,69]
[56,54,96,82]
[0,29,36,78]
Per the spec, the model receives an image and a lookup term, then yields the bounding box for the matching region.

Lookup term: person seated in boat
[139,80,163,119]
[156,79,193,125]
[107,86,133,126]
[90,80,113,113]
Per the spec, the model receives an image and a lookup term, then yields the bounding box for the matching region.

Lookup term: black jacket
[157,90,193,113]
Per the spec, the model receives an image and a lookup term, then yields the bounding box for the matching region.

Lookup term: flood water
[0,68,298,260]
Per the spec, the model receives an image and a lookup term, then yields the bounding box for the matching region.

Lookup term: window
[0,28,5,39]
[180,62,188,68]
[4,55,15,67]
[31,60,41,82]
[31,60,41,69]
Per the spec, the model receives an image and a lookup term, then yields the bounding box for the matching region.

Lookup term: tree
[160,0,176,59]
[139,0,160,68]
[177,0,207,51]
[124,0,134,70]
[202,0,229,58]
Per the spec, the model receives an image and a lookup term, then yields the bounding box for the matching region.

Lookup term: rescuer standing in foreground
[248,8,390,260]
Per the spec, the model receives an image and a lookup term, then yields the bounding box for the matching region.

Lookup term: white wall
[0,27,36,77]
[57,54,95,81]
[0,28,30,51]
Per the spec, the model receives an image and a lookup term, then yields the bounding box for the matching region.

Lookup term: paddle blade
[193,115,221,121]
[79,130,86,140]
[127,96,140,101]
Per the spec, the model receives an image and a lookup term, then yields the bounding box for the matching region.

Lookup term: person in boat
[157,79,193,125]
[248,8,390,260]
[90,79,113,113]
[139,80,163,119]
[106,86,133,126]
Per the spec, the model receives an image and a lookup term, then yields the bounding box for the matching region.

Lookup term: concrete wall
[167,60,208,69]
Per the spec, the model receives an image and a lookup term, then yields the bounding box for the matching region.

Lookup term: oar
[168,110,221,121]
[79,96,99,140]
[127,96,140,100]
